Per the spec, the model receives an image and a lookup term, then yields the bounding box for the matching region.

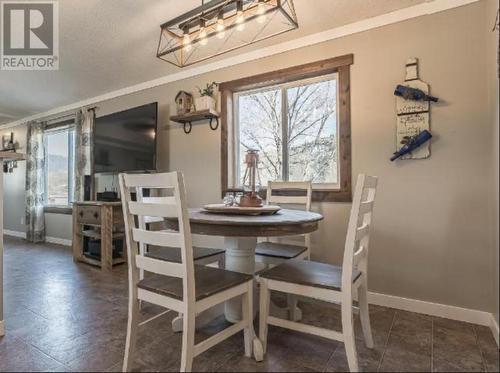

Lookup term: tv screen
[94,103,157,173]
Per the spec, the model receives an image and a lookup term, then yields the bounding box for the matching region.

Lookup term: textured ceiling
[0,0,427,125]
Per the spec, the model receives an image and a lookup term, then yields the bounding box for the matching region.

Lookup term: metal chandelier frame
[156,0,298,68]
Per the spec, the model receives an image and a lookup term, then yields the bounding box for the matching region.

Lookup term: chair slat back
[119,172,195,302]
[266,181,312,211]
[342,174,378,289]
[266,181,313,246]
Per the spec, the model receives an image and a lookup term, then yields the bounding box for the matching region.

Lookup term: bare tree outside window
[45,129,75,206]
[237,75,338,187]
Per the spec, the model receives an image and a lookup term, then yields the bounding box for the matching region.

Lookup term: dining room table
[166,207,324,326]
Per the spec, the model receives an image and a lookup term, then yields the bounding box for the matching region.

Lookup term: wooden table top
[188,208,323,226]
[169,208,324,237]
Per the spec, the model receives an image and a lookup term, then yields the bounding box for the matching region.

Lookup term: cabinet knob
[79,211,83,217]
[93,212,99,219]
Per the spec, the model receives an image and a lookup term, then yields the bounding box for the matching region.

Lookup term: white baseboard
[368,291,492,325]
[490,313,500,347]
[4,230,71,247]
[0,320,5,336]
[45,236,72,247]
[368,292,499,346]
[3,229,26,239]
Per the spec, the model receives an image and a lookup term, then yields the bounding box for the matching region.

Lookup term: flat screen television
[94,103,157,173]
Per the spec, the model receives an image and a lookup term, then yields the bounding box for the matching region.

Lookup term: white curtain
[74,108,94,202]
[25,121,46,243]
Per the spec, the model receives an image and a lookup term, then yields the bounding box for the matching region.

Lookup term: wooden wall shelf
[170,109,220,134]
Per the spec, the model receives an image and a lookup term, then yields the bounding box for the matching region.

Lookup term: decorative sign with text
[395,58,430,160]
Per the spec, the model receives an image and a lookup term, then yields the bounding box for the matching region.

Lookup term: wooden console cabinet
[72,201,126,271]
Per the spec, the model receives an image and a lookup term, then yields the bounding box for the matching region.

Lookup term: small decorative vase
[195,96,216,111]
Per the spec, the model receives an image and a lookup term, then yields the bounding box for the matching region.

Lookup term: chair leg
[358,280,374,348]
[287,294,299,321]
[259,278,270,354]
[123,297,140,372]
[342,299,359,372]
[218,254,226,269]
[242,281,254,358]
[180,310,195,372]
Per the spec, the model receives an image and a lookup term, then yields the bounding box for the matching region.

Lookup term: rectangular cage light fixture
[156,0,298,68]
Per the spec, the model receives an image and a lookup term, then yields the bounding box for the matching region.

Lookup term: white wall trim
[368,291,492,325]
[4,230,71,246]
[490,313,500,347]
[4,229,26,239]
[0,0,480,130]
[45,236,72,247]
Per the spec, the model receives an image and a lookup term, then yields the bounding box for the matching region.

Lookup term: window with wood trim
[220,54,353,202]
[44,126,76,207]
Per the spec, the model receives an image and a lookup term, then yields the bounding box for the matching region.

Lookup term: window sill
[44,206,73,215]
[225,188,352,203]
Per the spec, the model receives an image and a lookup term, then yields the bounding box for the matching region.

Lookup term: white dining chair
[256,180,313,265]
[137,195,226,329]
[259,174,378,372]
[138,196,225,272]
[119,171,257,372]
[255,180,312,321]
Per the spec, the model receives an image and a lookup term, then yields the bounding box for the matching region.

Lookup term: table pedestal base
[170,236,302,332]
[224,237,258,322]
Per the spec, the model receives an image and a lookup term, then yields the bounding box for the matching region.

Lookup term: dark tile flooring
[1,237,498,372]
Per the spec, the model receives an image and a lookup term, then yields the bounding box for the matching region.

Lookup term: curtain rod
[42,106,98,124]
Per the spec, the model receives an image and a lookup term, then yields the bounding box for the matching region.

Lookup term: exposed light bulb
[236,10,245,31]
[236,21,245,31]
[256,1,266,23]
[216,14,225,39]
[216,19,225,32]
[199,27,208,46]
[183,32,192,51]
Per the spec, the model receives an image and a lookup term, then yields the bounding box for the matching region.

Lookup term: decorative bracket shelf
[170,109,220,134]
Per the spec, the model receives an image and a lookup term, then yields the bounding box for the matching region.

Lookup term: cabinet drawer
[75,206,101,225]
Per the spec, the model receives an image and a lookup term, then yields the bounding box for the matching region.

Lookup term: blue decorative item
[394,85,439,102]
[391,130,433,161]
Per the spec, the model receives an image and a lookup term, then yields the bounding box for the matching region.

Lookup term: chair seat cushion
[259,259,362,291]
[255,242,307,259]
[138,265,253,301]
[146,246,225,264]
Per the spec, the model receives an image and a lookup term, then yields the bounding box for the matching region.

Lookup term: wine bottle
[391,130,433,161]
[394,85,438,102]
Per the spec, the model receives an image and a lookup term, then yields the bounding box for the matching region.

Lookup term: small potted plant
[195,82,218,111]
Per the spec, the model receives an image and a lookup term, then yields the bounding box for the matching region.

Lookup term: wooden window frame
[220,53,353,202]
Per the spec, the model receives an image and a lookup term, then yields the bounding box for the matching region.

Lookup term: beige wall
[486,0,499,323]
[2,1,498,314]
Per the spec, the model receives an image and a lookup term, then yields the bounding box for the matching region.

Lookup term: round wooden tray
[203,204,281,216]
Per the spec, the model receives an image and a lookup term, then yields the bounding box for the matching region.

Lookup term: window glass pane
[46,130,69,205]
[238,88,282,187]
[287,78,338,184]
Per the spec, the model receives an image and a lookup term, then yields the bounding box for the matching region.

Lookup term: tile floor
[0,237,498,372]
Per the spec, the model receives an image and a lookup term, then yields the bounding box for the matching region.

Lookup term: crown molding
[0,0,481,130]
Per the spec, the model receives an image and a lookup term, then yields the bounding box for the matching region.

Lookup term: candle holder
[239,149,263,207]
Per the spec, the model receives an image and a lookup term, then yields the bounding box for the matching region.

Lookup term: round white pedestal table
[177,208,324,322]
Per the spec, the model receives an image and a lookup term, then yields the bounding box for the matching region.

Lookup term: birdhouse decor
[175,91,194,115]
